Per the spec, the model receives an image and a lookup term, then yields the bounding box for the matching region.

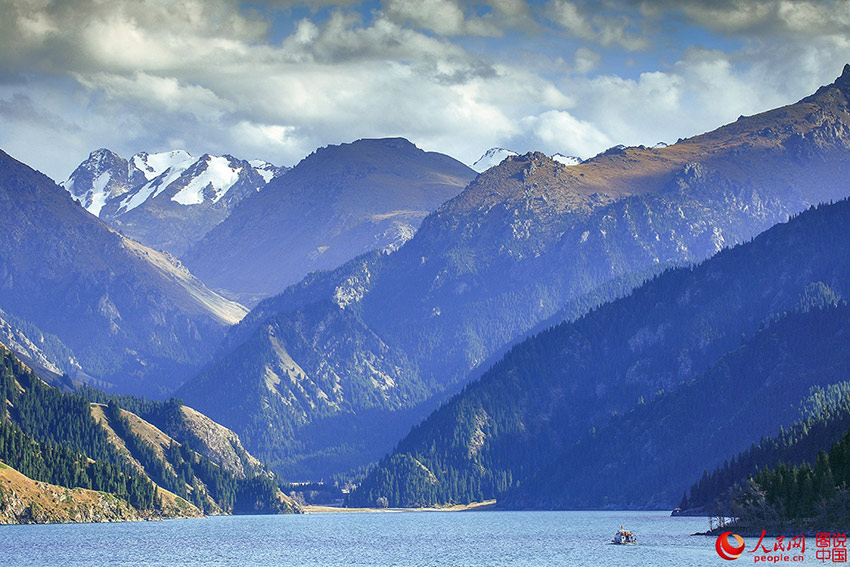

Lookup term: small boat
[612,526,637,545]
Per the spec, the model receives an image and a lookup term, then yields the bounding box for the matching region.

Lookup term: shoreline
[303,500,498,514]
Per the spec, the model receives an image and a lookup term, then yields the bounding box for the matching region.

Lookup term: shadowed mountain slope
[182,137,476,304]
[349,198,850,508]
[0,150,247,395]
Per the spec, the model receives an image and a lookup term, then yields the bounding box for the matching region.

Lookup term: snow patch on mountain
[551,153,582,166]
[87,171,112,216]
[120,155,194,213]
[133,150,194,181]
[471,148,519,173]
[172,156,242,206]
[119,178,158,213]
[249,159,282,184]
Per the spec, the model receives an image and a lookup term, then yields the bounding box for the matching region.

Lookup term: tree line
[1,345,294,515]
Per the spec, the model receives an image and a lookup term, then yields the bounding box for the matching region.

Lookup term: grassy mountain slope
[0,343,299,522]
[0,462,144,524]
[0,343,189,519]
[88,403,203,513]
[90,402,299,515]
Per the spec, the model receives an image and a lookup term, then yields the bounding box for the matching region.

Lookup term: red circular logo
[716,531,746,560]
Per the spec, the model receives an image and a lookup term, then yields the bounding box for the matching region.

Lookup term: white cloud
[0,0,575,176]
[231,120,304,159]
[641,0,850,37]
[76,73,234,121]
[554,46,840,155]
[573,47,601,73]
[0,0,848,182]
[382,0,537,36]
[384,0,475,36]
[521,110,612,157]
[546,0,649,51]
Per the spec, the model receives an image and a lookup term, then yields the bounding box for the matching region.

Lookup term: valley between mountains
[4,65,850,522]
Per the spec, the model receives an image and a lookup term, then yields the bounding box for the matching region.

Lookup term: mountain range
[63,139,476,307]
[181,137,477,304]
[348,193,850,509]
[62,149,286,258]
[6,62,850,516]
[178,66,850,481]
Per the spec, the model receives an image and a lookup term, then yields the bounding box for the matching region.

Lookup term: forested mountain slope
[681,380,850,515]
[349,198,850,508]
[183,67,850,480]
[508,301,850,509]
[0,343,299,522]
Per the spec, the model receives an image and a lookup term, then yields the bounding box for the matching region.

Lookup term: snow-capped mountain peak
[61,149,289,256]
[471,147,519,173]
[472,148,583,173]
[63,149,286,216]
[248,159,287,184]
[62,148,135,216]
[118,151,197,213]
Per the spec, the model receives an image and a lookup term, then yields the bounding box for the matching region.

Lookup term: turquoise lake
[1,510,729,566]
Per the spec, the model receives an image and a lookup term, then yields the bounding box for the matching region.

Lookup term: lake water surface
[2,510,726,566]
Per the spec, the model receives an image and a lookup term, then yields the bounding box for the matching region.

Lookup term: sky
[1,0,849,181]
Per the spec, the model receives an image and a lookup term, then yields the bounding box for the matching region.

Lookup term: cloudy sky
[1,0,848,181]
